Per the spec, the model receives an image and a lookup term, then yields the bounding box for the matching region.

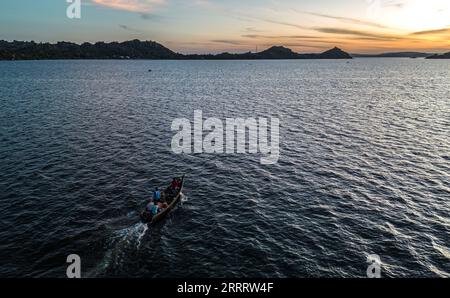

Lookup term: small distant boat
[140,175,185,224]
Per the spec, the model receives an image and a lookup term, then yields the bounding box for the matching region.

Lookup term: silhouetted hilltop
[426,51,450,59]
[256,46,301,59]
[0,40,352,60]
[317,47,352,59]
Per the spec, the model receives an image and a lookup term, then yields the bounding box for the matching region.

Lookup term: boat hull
[140,175,185,224]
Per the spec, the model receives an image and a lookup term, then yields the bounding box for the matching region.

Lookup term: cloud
[383,0,406,9]
[245,27,264,33]
[294,10,390,29]
[240,14,405,43]
[92,0,166,13]
[242,34,321,40]
[260,18,308,30]
[140,13,163,20]
[410,28,450,35]
[119,24,143,32]
[210,39,244,45]
[314,27,401,41]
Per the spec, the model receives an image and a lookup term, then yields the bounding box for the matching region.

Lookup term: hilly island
[0,39,352,60]
[427,52,450,59]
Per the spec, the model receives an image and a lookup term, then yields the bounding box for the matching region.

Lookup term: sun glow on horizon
[375,0,450,32]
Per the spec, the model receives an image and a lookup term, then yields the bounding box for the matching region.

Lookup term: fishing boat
[140,175,185,224]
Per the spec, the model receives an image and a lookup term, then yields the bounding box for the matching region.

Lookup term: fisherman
[171,178,178,191]
[170,178,179,195]
[146,199,154,213]
[158,201,169,209]
[153,187,161,202]
[176,177,182,189]
[148,201,160,215]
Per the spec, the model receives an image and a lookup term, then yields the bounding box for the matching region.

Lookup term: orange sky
[1,0,449,54]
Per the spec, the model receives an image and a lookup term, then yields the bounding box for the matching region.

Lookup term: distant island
[426,51,450,59]
[352,52,432,58]
[0,39,351,60]
[2,40,448,60]
[189,46,352,60]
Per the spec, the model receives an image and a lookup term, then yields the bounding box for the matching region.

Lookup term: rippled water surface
[0,59,449,277]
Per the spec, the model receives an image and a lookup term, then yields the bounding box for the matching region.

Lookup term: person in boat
[171,178,178,191]
[157,201,168,209]
[170,178,179,195]
[146,200,160,216]
[146,200,154,212]
[153,187,161,202]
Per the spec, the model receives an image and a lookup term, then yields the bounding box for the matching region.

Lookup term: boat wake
[136,223,149,249]
[180,193,188,206]
[89,221,149,277]
[115,222,149,249]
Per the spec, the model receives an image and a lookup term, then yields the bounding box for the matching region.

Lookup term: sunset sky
[1,0,449,54]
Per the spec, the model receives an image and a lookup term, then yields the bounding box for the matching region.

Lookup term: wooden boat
[140,175,185,224]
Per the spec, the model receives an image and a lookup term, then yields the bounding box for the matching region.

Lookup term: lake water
[0,59,449,277]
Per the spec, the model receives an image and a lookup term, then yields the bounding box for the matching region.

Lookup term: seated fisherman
[171,178,178,191]
[146,200,160,215]
[151,204,160,215]
[146,200,154,212]
[153,187,161,202]
[157,201,168,209]
[171,178,182,194]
